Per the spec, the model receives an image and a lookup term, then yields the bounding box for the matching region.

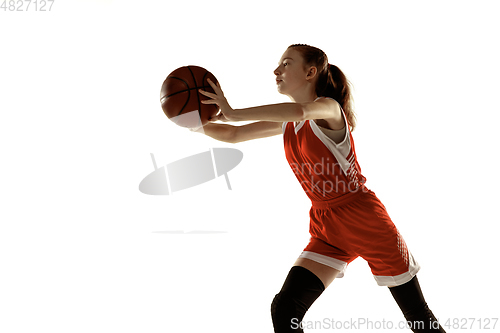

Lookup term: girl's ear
[306,66,318,81]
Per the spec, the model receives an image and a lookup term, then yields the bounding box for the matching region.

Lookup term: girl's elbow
[296,103,307,121]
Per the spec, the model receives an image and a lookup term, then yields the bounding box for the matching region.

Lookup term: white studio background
[0,0,498,332]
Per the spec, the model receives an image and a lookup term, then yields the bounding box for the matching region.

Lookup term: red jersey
[282,98,420,286]
[282,97,367,202]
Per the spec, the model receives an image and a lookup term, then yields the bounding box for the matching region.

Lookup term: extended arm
[199,79,340,123]
[232,98,340,123]
[191,121,283,143]
[232,103,303,122]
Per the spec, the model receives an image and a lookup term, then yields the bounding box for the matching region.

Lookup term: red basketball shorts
[299,188,420,286]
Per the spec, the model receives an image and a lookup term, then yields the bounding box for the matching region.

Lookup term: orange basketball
[160,66,219,128]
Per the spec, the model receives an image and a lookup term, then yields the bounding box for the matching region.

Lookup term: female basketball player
[196,44,446,332]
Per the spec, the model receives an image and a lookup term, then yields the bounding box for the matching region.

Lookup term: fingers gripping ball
[160,66,219,128]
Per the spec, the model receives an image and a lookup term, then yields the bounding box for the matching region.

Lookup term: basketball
[160,66,219,128]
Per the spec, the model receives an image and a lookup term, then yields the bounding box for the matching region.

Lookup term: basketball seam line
[162,84,214,99]
[187,67,202,120]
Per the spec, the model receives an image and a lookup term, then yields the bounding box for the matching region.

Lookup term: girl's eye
[284,63,288,67]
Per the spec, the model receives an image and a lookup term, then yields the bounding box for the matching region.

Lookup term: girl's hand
[199,79,237,122]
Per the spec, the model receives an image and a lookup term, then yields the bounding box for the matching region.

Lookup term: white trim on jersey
[282,120,309,134]
[294,121,306,134]
[308,109,352,176]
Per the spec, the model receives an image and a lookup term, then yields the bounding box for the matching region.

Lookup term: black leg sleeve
[271,266,325,333]
[389,275,446,332]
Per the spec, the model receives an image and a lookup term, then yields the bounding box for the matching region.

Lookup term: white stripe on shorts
[298,251,348,278]
[373,253,421,286]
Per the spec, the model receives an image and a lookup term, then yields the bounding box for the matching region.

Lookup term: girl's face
[274,48,311,97]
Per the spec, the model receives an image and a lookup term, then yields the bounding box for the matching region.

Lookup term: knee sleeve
[271,266,325,333]
[389,276,446,332]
